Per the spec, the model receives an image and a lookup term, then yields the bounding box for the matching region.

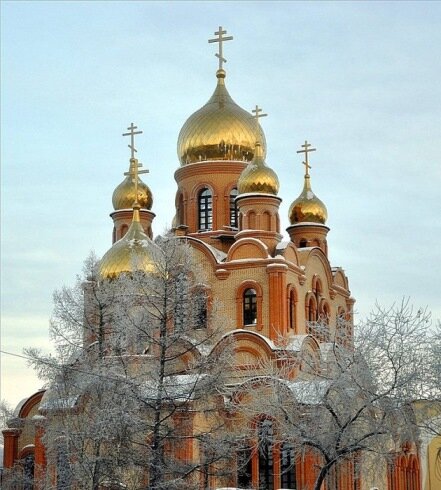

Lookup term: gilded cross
[296,140,316,176]
[122,123,149,205]
[208,26,233,71]
[124,159,149,206]
[122,122,143,159]
[251,104,268,130]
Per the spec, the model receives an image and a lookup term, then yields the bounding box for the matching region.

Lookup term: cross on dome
[208,26,233,71]
[252,104,268,130]
[123,122,143,160]
[296,140,316,177]
[122,123,149,208]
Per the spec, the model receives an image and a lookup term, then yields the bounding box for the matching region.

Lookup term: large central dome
[177,69,266,165]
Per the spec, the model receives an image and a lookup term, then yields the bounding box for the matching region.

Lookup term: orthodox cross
[252,104,268,130]
[296,140,316,177]
[123,122,143,159]
[208,26,233,71]
[123,123,149,203]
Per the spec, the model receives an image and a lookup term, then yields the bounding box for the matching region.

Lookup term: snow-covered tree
[233,300,437,490]
[25,237,235,490]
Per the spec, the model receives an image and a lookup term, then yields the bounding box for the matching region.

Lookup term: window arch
[287,286,297,332]
[306,293,318,325]
[19,447,35,490]
[236,282,263,330]
[243,288,257,326]
[198,187,213,231]
[262,211,271,231]
[177,192,185,226]
[281,443,297,489]
[258,418,274,489]
[236,417,298,490]
[388,452,421,490]
[194,284,209,329]
[229,187,239,228]
[248,210,256,229]
[299,238,308,248]
[56,439,72,490]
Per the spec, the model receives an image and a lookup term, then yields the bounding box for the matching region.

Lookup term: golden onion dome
[99,205,157,279]
[112,158,153,211]
[288,175,328,225]
[177,69,266,165]
[237,143,279,195]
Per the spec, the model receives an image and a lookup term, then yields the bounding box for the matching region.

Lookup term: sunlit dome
[177,70,266,165]
[112,158,153,210]
[288,175,328,225]
[237,143,279,195]
[99,205,157,279]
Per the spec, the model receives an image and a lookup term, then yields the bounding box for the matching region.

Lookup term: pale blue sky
[1,1,440,408]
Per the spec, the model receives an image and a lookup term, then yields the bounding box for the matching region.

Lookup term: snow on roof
[218,329,277,351]
[12,389,46,417]
[13,396,31,417]
[141,374,207,402]
[39,395,80,411]
[276,334,310,352]
[286,379,330,405]
[204,242,227,262]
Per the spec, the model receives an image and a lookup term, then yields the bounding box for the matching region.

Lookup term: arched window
[243,288,257,325]
[289,289,297,331]
[258,419,274,490]
[230,188,238,228]
[23,453,35,490]
[194,286,208,329]
[198,188,213,231]
[299,238,308,248]
[248,211,256,229]
[177,192,185,226]
[281,443,296,489]
[263,211,271,231]
[57,441,72,490]
[237,445,253,488]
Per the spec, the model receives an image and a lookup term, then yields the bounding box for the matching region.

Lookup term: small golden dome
[288,175,328,225]
[99,206,157,279]
[112,158,153,210]
[237,143,279,195]
[177,70,266,165]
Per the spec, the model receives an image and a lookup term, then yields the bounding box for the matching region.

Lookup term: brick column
[34,416,47,490]
[267,263,288,341]
[2,428,21,468]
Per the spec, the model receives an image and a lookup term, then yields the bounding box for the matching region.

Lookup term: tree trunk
[149,293,168,489]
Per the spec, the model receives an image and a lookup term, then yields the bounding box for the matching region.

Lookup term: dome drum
[286,222,330,256]
[111,209,156,242]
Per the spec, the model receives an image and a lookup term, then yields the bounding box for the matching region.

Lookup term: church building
[2,27,434,490]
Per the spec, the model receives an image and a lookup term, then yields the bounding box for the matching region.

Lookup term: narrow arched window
[230,188,238,228]
[56,442,72,490]
[243,288,257,325]
[237,445,252,488]
[177,193,184,226]
[23,453,35,490]
[299,238,307,248]
[195,287,208,329]
[198,188,213,231]
[289,290,296,331]
[258,419,274,490]
[281,443,296,489]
